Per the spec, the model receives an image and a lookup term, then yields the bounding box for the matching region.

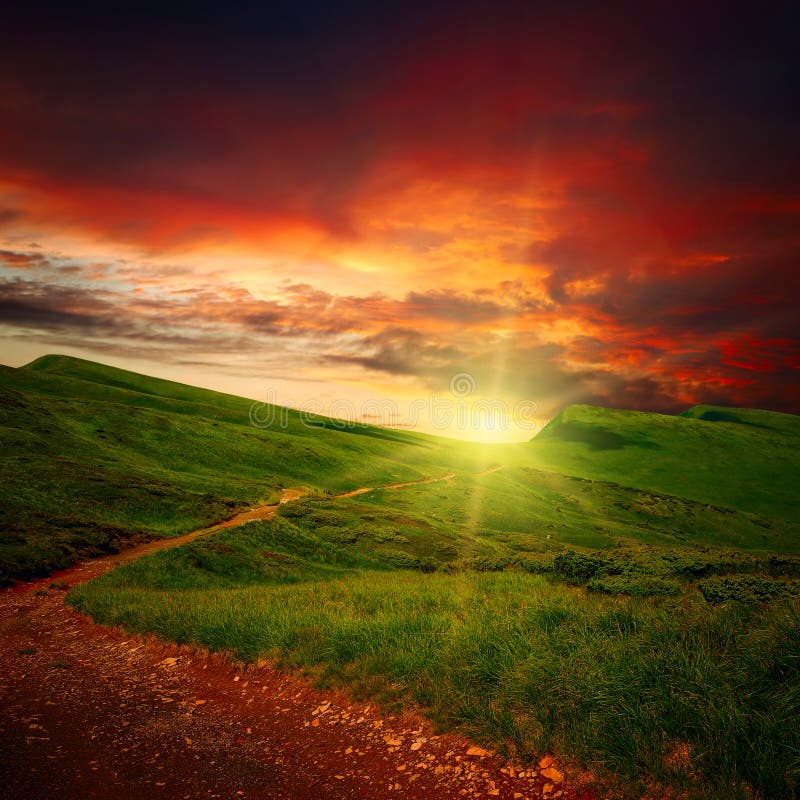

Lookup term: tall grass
[69,569,800,799]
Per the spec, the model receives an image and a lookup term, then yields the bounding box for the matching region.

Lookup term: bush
[468,555,515,572]
[553,550,606,581]
[698,576,799,605]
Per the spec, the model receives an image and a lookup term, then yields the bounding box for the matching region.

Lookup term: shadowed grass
[67,492,800,799]
[531,404,800,521]
[4,356,800,582]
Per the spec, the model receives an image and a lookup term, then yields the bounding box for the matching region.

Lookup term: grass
[0,355,489,582]
[68,485,800,798]
[69,565,800,800]
[530,403,800,521]
[5,355,798,583]
[353,466,800,556]
[5,354,800,796]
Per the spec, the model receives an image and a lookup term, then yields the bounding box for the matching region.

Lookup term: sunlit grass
[0,357,493,582]
[67,494,800,799]
[69,568,800,800]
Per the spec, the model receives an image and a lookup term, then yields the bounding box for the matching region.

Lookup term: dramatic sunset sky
[1,1,798,439]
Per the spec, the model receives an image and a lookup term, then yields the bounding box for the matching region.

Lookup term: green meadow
[530,402,800,521]
[0,354,483,581]
[3,355,800,798]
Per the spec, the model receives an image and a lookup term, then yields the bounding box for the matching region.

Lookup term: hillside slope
[0,356,488,582]
[529,403,800,521]
[4,355,799,582]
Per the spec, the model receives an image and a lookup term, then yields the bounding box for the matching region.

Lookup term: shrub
[468,555,515,572]
[698,575,799,604]
[553,550,605,581]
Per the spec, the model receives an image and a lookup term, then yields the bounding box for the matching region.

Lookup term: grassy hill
[71,466,800,800]
[528,403,800,522]
[0,355,487,582]
[4,356,799,582]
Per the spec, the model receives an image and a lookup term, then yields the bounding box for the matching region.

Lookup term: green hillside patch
[681,403,800,434]
[530,403,800,521]
[0,356,489,583]
[350,466,800,555]
[68,466,800,798]
[5,356,799,584]
[6,355,800,796]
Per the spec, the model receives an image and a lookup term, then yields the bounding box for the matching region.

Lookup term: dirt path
[0,471,594,800]
[337,472,456,498]
[476,465,505,476]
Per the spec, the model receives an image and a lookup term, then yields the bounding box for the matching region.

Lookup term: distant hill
[680,403,800,435]
[24,353,265,410]
[529,403,800,521]
[22,354,432,444]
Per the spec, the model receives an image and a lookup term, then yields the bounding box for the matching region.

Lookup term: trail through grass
[5,354,800,797]
[69,483,800,799]
[70,565,800,800]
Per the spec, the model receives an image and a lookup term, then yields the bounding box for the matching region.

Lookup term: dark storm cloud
[327,325,686,415]
[0,278,120,332]
[572,251,800,343]
[0,278,278,356]
[0,298,99,330]
[331,327,466,377]
[2,1,798,238]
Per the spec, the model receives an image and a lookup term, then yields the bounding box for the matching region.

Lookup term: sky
[1,1,798,440]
